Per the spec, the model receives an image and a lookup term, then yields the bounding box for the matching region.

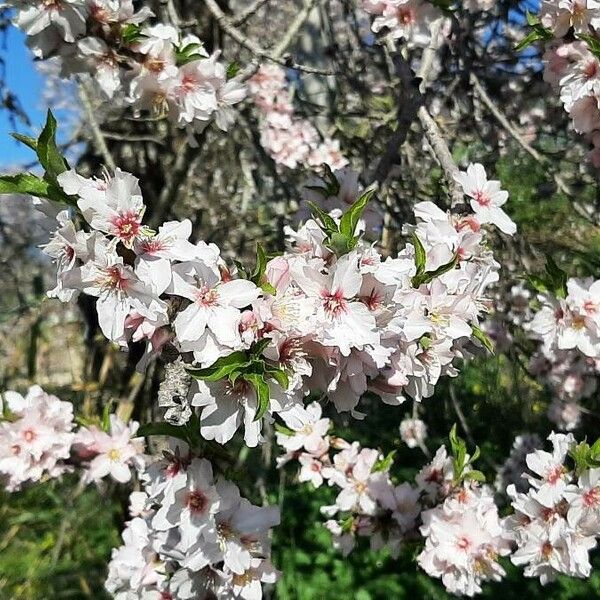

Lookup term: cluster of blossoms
[7,1,246,135]
[277,401,424,557]
[248,65,347,170]
[0,385,75,491]
[526,276,600,429]
[105,442,279,599]
[37,158,516,450]
[277,408,513,597]
[0,386,144,490]
[539,2,600,164]
[505,431,600,585]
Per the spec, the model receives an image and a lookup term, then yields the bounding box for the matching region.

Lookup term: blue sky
[0,26,47,167]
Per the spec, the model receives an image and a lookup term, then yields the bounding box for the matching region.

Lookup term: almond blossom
[0,386,75,491]
[74,414,145,484]
[454,163,517,236]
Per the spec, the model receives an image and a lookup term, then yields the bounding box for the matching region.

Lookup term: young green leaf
[471,324,495,355]
[411,233,427,277]
[186,351,251,381]
[11,133,37,151]
[308,201,338,233]
[245,373,271,421]
[0,173,72,204]
[226,61,241,79]
[37,110,69,180]
[372,450,396,473]
[545,255,568,298]
[101,400,114,433]
[338,188,376,238]
[412,252,458,287]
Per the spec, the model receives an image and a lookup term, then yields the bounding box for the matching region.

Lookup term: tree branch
[205,0,332,77]
[78,81,116,171]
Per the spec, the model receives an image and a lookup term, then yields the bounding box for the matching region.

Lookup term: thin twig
[417,105,463,206]
[231,0,271,26]
[78,81,116,171]
[470,72,597,223]
[205,0,331,77]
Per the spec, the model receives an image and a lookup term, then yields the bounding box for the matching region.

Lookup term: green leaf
[411,233,426,277]
[515,24,553,52]
[471,324,495,355]
[250,338,271,357]
[274,422,296,436]
[545,255,568,298]
[590,437,600,459]
[339,188,375,238]
[326,231,354,256]
[11,133,37,151]
[137,421,190,442]
[37,110,69,180]
[122,23,144,44]
[227,61,241,79]
[463,469,486,483]
[245,373,271,421]
[260,281,277,295]
[373,450,396,473]
[175,42,206,66]
[101,400,114,433]
[412,252,458,287]
[577,33,600,60]
[266,366,289,390]
[525,10,540,26]
[527,274,549,294]
[0,173,72,204]
[251,243,268,284]
[186,351,251,381]
[308,201,338,233]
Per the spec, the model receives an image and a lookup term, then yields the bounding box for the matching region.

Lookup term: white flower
[454,163,516,235]
[58,168,147,247]
[75,414,145,484]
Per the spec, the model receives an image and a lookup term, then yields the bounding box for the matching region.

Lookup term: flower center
[22,428,37,442]
[583,486,600,507]
[140,237,167,255]
[397,7,415,25]
[456,536,471,551]
[473,190,491,207]
[99,265,131,292]
[110,210,142,243]
[196,286,219,307]
[187,490,209,514]
[547,465,565,485]
[107,448,121,461]
[541,541,554,559]
[322,288,348,318]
